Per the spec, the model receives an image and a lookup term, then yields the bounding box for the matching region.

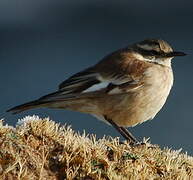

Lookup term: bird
[7,39,186,144]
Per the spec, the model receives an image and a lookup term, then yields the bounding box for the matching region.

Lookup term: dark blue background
[0,0,193,154]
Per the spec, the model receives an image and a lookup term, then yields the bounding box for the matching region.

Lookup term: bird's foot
[131,140,158,149]
[121,138,157,149]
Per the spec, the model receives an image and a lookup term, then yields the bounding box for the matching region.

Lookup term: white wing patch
[83,82,109,93]
[108,87,122,94]
[82,74,132,94]
[82,81,123,94]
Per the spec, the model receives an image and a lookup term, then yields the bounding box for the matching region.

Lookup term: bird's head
[131,39,186,67]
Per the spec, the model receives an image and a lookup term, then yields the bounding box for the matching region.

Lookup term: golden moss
[0,116,192,180]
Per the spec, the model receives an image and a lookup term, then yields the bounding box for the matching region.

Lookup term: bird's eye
[149,50,159,56]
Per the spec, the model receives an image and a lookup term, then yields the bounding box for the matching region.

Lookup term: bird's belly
[109,90,169,127]
[109,79,173,127]
[107,67,173,127]
[60,66,173,128]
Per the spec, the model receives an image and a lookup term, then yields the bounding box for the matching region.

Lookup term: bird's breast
[110,66,174,127]
[140,66,174,118]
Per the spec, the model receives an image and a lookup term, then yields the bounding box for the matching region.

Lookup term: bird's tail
[6,100,49,114]
[6,90,83,114]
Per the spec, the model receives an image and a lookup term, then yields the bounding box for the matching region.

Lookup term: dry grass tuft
[0,116,193,180]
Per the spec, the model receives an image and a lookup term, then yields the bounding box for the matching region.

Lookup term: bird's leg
[120,127,150,147]
[104,116,138,145]
[119,127,138,144]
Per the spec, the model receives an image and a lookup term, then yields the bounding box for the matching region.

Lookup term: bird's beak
[166,51,186,57]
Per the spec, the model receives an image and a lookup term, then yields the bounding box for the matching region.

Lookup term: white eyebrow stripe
[137,44,153,51]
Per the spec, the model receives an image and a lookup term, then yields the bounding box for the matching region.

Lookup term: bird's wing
[7,50,150,114]
[39,50,149,101]
[58,67,101,93]
[58,67,135,95]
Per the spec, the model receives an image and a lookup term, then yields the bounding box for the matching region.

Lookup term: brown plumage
[7,39,186,144]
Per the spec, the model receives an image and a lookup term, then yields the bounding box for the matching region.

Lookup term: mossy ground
[0,116,192,180]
